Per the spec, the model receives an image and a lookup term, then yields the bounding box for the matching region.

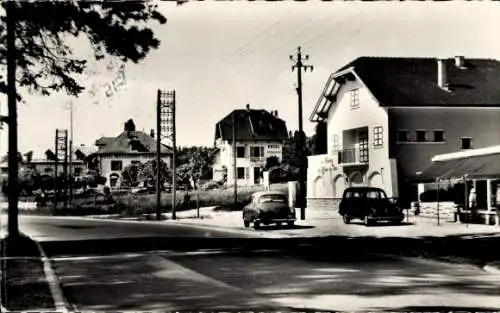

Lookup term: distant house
[0,148,91,179]
[212,104,288,186]
[307,56,500,210]
[88,125,173,189]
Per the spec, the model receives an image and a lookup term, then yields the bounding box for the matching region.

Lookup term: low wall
[415,201,457,221]
[306,197,340,219]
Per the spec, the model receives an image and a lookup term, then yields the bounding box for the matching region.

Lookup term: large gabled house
[88,125,172,189]
[307,56,500,211]
[212,104,288,186]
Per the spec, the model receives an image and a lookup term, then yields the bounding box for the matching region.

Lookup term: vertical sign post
[54,129,68,211]
[158,90,176,220]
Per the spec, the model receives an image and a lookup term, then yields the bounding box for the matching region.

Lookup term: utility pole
[156,90,161,220]
[158,90,176,220]
[290,46,313,220]
[232,111,237,207]
[6,1,19,237]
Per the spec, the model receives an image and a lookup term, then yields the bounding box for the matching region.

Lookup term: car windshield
[259,195,286,203]
[345,189,387,199]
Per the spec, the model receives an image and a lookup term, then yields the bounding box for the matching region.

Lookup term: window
[397,130,409,142]
[434,130,445,142]
[461,137,472,150]
[350,89,360,109]
[236,146,245,158]
[237,167,245,179]
[416,130,427,142]
[331,135,340,152]
[111,160,123,171]
[44,167,53,174]
[373,126,383,147]
[250,146,264,158]
[268,144,280,149]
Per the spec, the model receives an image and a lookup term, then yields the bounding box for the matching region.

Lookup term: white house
[212,104,288,186]
[89,126,172,189]
[307,56,500,211]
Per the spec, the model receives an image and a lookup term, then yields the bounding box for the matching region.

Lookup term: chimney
[274,110,278,117]
[454,55,465,68]
[437,58,448,89]
[246,103,250,111]
[150,129,155,139]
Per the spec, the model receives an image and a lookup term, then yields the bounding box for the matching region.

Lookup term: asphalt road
[3,215,500,311]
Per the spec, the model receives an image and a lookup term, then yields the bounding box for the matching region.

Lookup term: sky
[1,1,500,159]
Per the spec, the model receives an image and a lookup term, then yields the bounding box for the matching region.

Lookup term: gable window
[416,130,427,142]
[236,146,245,158]
[434,130,445,142]
[397,130,409,142]
[461,137,472,150]
[111,160,123,171]
[331,134,340,152]
[250,146,264,158]
[350,89,360,109]
[373,126,383,147]
[237,167,245,179]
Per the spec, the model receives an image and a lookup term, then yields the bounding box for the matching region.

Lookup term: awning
[411,153,500,183]
[411,158,468,183]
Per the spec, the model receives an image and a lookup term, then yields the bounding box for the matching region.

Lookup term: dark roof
[95,131,172,155]
[95,137,114,147]
[337,57,500,106]
[214,109,288,142]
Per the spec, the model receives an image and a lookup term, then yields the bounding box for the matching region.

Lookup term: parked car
[243,191,296,229]
[339,187,404,226]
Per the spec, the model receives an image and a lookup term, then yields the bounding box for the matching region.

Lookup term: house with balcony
[88,123,172,189]
[307,56,500,211]
[212,104,288,186]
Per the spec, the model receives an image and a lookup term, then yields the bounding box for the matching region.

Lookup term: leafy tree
[307,121,327,155]
[1,1,166,98]
[137,159,171,187]
[264,156,280,170]
[3,1,167,234]
[121,163,139,188]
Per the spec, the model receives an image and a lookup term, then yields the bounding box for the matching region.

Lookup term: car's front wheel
[342,215,351,224]
[287,221,295,227]
[244,220,250,228]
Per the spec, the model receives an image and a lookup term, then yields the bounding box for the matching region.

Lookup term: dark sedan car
[339,187,405,226]
[243,191,296,229]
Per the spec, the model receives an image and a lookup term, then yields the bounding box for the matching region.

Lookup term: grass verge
[1,235,55,311]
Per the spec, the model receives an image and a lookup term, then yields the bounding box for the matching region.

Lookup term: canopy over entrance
[411,153,500,183]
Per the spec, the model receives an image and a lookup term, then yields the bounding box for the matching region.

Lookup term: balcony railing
[250,156,265,163]
[338,148,369,165]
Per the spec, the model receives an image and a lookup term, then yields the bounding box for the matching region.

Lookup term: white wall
[213,139,284,186]
[316,75,394,197]
[99,154,172,188]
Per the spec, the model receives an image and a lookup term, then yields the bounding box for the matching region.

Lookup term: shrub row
[26,182,290,217]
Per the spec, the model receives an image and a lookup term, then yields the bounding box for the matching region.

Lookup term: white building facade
[212,105,288,187]
[307,56,500,211]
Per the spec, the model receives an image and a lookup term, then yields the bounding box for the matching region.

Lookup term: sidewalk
[0,234,57,312]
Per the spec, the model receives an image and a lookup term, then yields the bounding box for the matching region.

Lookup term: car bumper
[255,218,296,224]
[368,215,404,221]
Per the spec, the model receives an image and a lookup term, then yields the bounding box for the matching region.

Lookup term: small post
[436,178,440,226]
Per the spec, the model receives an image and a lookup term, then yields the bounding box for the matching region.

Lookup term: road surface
[3,215,500,311]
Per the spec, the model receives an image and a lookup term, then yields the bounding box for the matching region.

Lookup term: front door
[253,167,261,185]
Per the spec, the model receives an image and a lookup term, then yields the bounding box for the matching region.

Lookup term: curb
[33,240,72,313]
